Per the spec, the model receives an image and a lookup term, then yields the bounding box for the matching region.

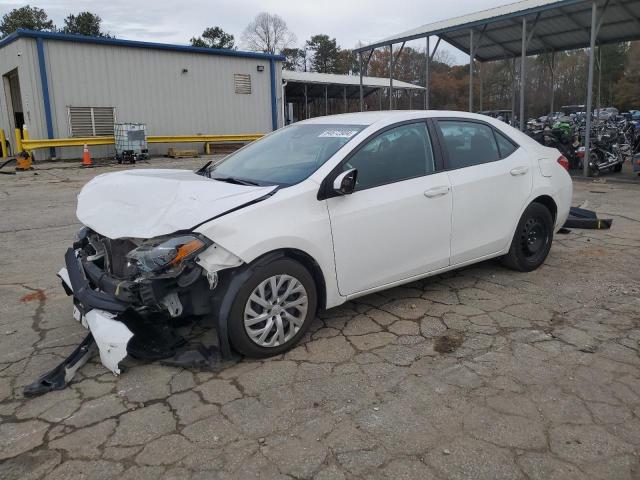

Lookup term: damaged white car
[25,111,572,395]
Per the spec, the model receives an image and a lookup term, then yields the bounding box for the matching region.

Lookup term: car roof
[296,110,542,150]
[297,110,509,127]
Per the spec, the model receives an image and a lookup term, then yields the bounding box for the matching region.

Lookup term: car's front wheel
[228,258,317,358]
[501,202,554,272]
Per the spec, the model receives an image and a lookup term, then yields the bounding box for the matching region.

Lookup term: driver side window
[344,122,435,191]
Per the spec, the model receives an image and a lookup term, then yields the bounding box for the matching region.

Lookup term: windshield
[205,124,365,186]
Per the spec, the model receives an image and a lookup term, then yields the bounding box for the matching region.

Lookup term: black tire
[613,163,622,172]
[228,257,317,358]
[501,202,554,272]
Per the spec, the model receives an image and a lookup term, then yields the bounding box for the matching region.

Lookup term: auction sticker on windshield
[318,129,360,138]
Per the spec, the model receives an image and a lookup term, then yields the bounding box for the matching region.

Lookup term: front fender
[194,183,345,309]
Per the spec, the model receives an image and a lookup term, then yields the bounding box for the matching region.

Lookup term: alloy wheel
[243,274,308,348]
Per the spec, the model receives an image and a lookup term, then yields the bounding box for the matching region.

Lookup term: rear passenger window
[437,120,500,169]
[494,130,518,158]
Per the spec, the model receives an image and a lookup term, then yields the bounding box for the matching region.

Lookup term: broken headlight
[126,235,208,275]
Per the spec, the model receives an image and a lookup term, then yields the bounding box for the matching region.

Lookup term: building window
[234,74,251,94]
[68,106,115,137]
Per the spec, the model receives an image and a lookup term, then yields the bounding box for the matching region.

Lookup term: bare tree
[241,12,295,54]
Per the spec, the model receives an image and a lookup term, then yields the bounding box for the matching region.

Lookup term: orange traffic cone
[82,144,93,167]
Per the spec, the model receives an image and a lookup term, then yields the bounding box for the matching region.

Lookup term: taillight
[576,146,585,158]
[557,155,569,171]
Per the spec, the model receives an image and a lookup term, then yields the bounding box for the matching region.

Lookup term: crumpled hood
[77,169,277,239]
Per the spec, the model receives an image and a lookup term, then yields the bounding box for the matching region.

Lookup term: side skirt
[344,250,508,302]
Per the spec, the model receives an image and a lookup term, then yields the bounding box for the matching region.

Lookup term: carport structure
[354,0,640,175]
[282,70,424,123]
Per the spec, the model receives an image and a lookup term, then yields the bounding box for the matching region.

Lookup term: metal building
[282,70,425,123]
[0,29,284,160]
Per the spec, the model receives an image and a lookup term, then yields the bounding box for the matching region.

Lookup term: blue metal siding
[35,38,54,145]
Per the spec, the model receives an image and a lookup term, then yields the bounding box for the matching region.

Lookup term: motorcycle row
[523,112,640,177]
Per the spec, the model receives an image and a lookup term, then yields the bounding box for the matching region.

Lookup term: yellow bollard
[22,125,35,159]
[15,128,23,154]
[0,129,7,158]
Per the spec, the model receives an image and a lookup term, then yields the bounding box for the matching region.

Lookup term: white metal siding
[0,38,46,158]
[43,40,278,158]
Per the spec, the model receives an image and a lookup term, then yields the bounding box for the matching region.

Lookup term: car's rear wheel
[228,258,317,358]
[501,202,554,272]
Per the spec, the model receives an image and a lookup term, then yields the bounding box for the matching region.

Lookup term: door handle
[510,166,529,176]
[424,185,450,198]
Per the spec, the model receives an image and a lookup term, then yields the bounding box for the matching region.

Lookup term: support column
[282,81,287,125]
[304,84,308,119]
[596,46,602,113]
[584,1,597,176]
[325,85,328,116]
[425,36,430,109]
[359,52,364,112]
[511,58,517,125]
[479,62,483,112]
[469,30,474,112]
[389,44,394,110]
[519,17,527,131]
[343,86,347,113]
[409,90,412,109]
[549,51,555,114]
[379,88,382,110]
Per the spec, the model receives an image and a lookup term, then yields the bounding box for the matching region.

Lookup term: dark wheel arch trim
[531,195,557,224]
[213,248,326,357]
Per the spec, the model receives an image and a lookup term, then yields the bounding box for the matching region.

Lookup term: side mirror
[333,168,357,195]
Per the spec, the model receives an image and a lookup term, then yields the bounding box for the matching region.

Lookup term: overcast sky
[1,0,510,64]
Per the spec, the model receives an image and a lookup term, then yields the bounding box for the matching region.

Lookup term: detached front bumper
[59,247,134,376]
[23,250,137,397]
[58,248,133,375]
[62,247,130,314]
[24,245,241,397]
[59,246,225,369]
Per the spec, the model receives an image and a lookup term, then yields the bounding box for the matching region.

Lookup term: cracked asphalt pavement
[1,158,639,479]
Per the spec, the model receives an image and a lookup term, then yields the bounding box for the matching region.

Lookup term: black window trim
[492,128,519,159]
[318,118,444,200]
[431,117,520,172]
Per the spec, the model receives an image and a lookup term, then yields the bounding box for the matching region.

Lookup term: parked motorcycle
[584,126,625,177]
[526,110,638,176]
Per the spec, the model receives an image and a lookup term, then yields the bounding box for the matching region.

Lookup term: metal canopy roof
[354,0,640,61]
[282,70,424,90]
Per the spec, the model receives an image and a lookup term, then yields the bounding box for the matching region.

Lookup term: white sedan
[64,111,572,369]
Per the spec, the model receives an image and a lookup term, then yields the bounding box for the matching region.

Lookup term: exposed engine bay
[75,227,218,318]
